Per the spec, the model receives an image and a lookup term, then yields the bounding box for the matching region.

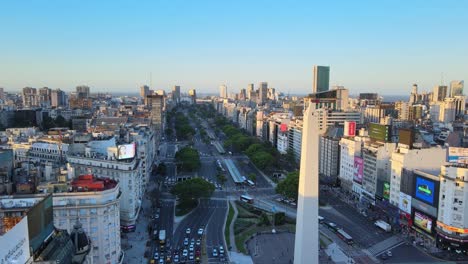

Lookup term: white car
[219,246,224,255]
[183,238,189,246]
[197,228,204,235]
[212,248,218,257]
[182,249,188,257]
[185,228,191,234]
[189,244,194,252]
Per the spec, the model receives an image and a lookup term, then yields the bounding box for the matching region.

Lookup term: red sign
[344,121,356,137]
[280,124,288,132]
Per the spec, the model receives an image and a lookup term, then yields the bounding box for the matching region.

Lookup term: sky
[0,0,467,96]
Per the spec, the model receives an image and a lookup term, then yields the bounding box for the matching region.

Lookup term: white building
[339,136,368,192]
[47,175,123,264]
[389,146,446,207]
[219,85,228,99]
[288,119,303,163]
[437,163,468,251]
[67,142,143,230]
[362,141,396,197]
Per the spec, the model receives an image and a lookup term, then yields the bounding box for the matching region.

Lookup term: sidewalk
[229,200,239,252]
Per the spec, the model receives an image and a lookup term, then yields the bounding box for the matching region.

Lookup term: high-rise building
[294,105,321,264]
[22,87,38,108]
[146,94,164,131]
[0,87,4,101]
[246,83,254,99]
[409,84,418,105]
[258,82,268,104]
[450,80,464,97]
[313,65,330,93]
[172,85,181,104]
[140,85,150,98]
[76,85,90,99]
[39,87,51,108]
[51,89,66,108]
[219,84,228,98]
[189,89,197,104]
[433,85,448,102]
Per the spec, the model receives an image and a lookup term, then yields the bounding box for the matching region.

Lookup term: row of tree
[175,146,201,172]
[174,112,195,140]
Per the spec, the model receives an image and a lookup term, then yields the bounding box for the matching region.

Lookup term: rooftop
[70,174,118,192]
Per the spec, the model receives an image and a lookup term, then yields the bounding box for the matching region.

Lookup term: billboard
[383,182,390,200]
[399,129,414,147]
[27,195,54,253]
[415,176,436,205]
[353,157,364,184]
[414,211,433,234]
[344,121,356,137]
[399,192,412,214]
[369,123,390,142]
[280,123,288,133]
[0,216,30,264]
[448,147,468,164]
[117,143,136,160]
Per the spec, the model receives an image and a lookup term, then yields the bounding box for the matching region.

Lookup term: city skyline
[1,1,467,95]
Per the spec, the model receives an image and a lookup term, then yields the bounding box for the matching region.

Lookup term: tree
[248,173,257,182]
[175,147,201,172]
[274,212,286,225]
[157,162,167,175]
[250,151,274,170]
[171,178,215,204]
[165,128,173,137]
[245,143,264,157]
[276,171,299,200]
[55,115,68,127]
[42,116,56,130]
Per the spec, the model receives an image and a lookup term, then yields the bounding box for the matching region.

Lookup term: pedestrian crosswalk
[365,235,405,256]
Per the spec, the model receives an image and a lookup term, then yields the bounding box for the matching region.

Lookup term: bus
[246,180,255,187]
[240,195,254,204]
[336,229,354,245]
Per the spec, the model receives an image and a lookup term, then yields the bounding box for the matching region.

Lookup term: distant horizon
[0,1,466,95]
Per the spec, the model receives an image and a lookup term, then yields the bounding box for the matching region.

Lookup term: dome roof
[70,220,90,255]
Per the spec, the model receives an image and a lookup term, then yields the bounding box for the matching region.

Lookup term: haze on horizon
[0,1,467,95]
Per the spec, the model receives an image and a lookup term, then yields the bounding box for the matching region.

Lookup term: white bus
[246,180,255,187]
[240,195,254,204]
[336,229,353,245]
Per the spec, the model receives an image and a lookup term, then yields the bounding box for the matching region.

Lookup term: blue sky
[0,0,467,95]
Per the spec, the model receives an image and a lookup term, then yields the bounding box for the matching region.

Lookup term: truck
[374,220,392,232]
[159,230,166,244]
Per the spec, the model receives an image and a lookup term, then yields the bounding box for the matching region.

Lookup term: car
[380,253,388,260]
[191,238,195,244]
[185,228,191,234]
[182,249,188,257]
[386,250,392,257]
[159,258,164,264]
[196,239,201,246]
[155,214,160,219]
[173,255,179,263]
[219,246,224,255]
[184,238,189,246]
[198,228,204,235]
[189,252,194,260]
[154,252,159,259]
[212,248,218,257]
[166,255,171,262]
[189,244,194,252]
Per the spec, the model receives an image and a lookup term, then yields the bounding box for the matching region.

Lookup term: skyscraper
[76,85,90,99]
[172,85,181,104]
[294,104,322,264]
[146,94,164,131]
[219,84,228,98]
[450,80,464,97]
[313,65,330,93]
[247,84,254,99]
[433,85,448,102]
[140,85,150,98]
[258,82,268,104]
[189,89,197,104]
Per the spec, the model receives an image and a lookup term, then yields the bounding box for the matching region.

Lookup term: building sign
[369,123,390,142]
[280,124,288,133]
[448,147,468,164]
[353,157,364,184]
[398,192,412,214]
[383,182,390,200]
[437,221,468,234]
[0,217,30,264]
[117,143,136,160]
[344,121,356,137]
[415,176,435,205]
[414,211,433,234]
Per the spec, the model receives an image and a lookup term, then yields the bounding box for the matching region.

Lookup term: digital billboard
[353,157,364,184]
[399,192,412,214]
[369,123,390,142]
[344,121,356,137]
[448,147,468,164]
[280,124,288,133]
[383,182,390,200]
[414,211,433,234]
[399,129,414,147]
[27,195,54,253]
[117,143,136,160]
[415,176,435,205]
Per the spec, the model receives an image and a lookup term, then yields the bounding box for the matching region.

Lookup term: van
[318,216,325,224]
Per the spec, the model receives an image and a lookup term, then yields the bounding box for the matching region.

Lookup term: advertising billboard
[27,195,54,253]
[448,147,468,164]
[399,192,412,214]
[415,176,435,205]
[280,123,288,133]
[117,143,136,160]
[383,182,390,200]
[414,211,433,234]
[344,121,356,137]
[399,129,414,147]
[0,216,30,264]
[353,157,364,184]
[369,123,390,142]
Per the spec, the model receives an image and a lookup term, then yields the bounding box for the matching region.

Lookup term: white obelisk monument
[294,104,322,264]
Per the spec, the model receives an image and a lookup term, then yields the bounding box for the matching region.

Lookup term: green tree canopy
[250,151,274,170]
[276,171,299,200]
[175,147,201,172]
[171,178,215,203]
